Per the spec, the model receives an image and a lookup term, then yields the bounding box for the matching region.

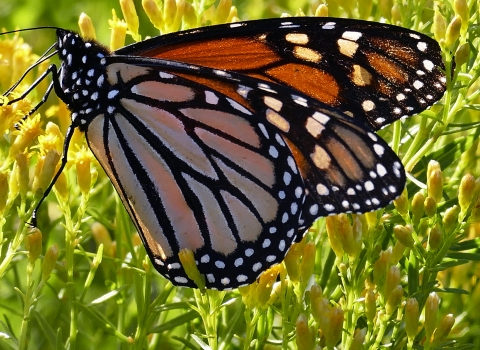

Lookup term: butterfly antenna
[0,26,63,36]
[3,43,58,97]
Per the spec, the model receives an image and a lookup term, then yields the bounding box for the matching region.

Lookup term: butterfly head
[55,30,112,126]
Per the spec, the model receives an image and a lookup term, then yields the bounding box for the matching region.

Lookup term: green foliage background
[0,0,479,349]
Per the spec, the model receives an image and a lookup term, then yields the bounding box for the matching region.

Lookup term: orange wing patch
[142,37,282,70]
[265,63,340,106]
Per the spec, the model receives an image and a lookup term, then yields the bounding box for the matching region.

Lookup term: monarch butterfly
[3,17,446,290]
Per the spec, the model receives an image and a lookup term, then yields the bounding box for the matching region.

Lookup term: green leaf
[429,259,470,271]
[149,310,199,333]
[31,310,57,349]
[450,238,480,251]
[446,252,480,261]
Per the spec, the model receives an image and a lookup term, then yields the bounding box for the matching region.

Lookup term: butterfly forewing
[118,17,446,130]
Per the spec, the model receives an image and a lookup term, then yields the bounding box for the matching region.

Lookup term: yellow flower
[8,114,43,160]
[109,10,128,50]
[74,145,94,194]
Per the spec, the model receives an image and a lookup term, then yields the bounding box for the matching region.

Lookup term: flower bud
[411,191,425,224]
[164,0,177,28]
[120,0,140,40]
[9,114,42,158]
[365,288,376,323]
[142,0,163,29]
[394,225,414,248]
[433,8,447,42]
[358,0,372,19]
[315,4,328,17]
[459,174,476,214]
[425,292,440,341]
[428,225,443,250]
[324,307,344,347]
[391,3,401,24]
[300,242,316,287]
[443,205,459,234]
[405,298,419,339]
[54,172,69,199]
[445,15,462,47]
[424,196,437,217]
[170,0,185,33]
[26,228,42,263]
[350,329,366,350]
[78,13,96,39]
[472,196,480,222]
[454,0,469,33]
[386,285,403,318]
[417,217,429,237]
[109,10,128,51]
[178,249,205,290]
[256,268,278,307]
[75,147,92,194]
[385,266,401,301]
[0,171,8,213]
[325,215,344,258]
[433,314,455,343]
[238,284,254,308]
[455,43,470,67]
[310,284,323,301]
[91,222,114,257]
[284,240,303,282]
[373,248,392,292]
[295,314,315,350]
[226,7,238,23]
[32,150,61,196]
[394,189,409,216]
[378,0,393,19]
[391,241,406,265]
[183,2,197,28]
[311,295,330,325]
[427,162,443,203]
[334,214,358,257]
[214,0,231,24]
[364,211,378,231]
[12,153,29,200]
[42,243,59,281]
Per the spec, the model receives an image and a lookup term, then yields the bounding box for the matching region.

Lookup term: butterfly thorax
[56,29,112,128]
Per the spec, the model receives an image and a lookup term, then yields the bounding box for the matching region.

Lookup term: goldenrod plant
[0,0,479,349]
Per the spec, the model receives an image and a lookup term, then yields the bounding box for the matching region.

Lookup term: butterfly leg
[31,124,75,227]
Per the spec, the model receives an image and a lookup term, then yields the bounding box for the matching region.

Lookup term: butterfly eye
[2,17,446,290]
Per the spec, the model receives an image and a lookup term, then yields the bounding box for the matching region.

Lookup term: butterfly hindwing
[84,62,307,289]
[79,54,406,288]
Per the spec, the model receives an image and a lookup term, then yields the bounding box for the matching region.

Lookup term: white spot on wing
[423,60,434,71]
[228,98,252,115]
[342,31,362,41]
[316,183,329,196]
[322,22,336,29]
[413,80,424,90]
[205,91,219,104]
[417,42,427,52]
[373,144,385,156]
[365,181,374,191]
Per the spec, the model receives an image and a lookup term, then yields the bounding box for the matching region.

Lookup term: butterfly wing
[83,57,405,289]
[116,17,446,130]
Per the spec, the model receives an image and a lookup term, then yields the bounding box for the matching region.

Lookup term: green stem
[18,262,35,350]
[243,309,254,350]
[372,315,388,349]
